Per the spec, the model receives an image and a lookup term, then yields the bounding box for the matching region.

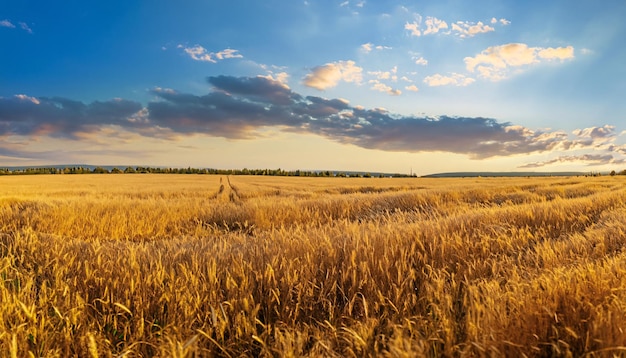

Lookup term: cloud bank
[0,76,621,162]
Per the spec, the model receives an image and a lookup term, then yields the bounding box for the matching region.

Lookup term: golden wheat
[0,174,625,356]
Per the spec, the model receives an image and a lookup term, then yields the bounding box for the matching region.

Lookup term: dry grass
[1,174,626,357]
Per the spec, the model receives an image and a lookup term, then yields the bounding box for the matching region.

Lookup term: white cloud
[491,17,511,25]
[368,71,391,80]
[452,21,494,38]
[0,19,15,28]
[414,56,428,65]
[408,16,505,38]
[14,94,40,105]
[405,85,419,92]
[340,1,349,6]
[423,73,475,87]
[302,60,363,90]
[537,46,575,60]
[259,72,290,86]
[181,45,243,63]
[465,43,575,81]
[405,21,421,37]
[370,80,401,96]
[361,42,391,53]
[423,17,448,35]
[580,48,593,55]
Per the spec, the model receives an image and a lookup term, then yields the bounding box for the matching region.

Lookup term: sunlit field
[1,174,626,357]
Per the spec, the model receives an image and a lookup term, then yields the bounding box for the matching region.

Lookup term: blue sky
[1,0,625,174]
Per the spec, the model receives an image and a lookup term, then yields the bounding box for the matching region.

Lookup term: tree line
[0,166,415,178]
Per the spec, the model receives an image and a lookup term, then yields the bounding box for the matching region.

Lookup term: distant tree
[111,167,123,174]
[124,166,136,174]
[610,170,616,176]
[92,166,108,174]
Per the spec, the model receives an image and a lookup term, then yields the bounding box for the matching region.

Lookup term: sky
[1,0,626,175]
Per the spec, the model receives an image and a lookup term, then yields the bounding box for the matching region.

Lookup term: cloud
[368,66,397,82]
[19,22,33,34]
[369,81,401,96]
[0,20,15,28]
[180,45,243,63]
[404,21,421,37]
[2,76,620,161]
[423,73,475,87]
[405,85,419,92]
[451,21,494,38]
[0,95,143,138]
[423,17,448,35]
[465,43,575,81]
[573,125,615,140]
[414,56,428,65]
[302,60,363,90]
[490,18,511,26]
[519,154,617,168]
[361,43,392,53]
[0,19,32,33]
[407,16,506,38]
[406,16,448,37]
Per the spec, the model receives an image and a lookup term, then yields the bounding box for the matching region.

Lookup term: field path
[216,176,241,203]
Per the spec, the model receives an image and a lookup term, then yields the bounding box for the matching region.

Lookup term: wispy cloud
[368,66,397,81]
[423,73,475,87]
[179,45,243,63]
[0,19,15,28]
[369,80,401,96]
[405,16,448,37]
[406,15,507,38]
[451,21,494,38]
[465,43,575,81]
[3,76,619,161]
[1,19,33,33]
[302,60,363,90]
[405,85,419,92]
[19,22,33,34]
[414,56,428,66]
[360,42,392,53]
[490,17,511,26]
[518,154,617,168]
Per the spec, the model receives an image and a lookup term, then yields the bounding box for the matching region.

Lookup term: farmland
[1,174,626,357]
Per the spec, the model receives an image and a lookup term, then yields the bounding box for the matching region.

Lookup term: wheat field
[1,174,625,357]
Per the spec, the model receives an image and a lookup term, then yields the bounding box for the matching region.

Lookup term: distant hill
[422,171,587,178]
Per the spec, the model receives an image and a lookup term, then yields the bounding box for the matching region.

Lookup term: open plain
[1,174,626,357]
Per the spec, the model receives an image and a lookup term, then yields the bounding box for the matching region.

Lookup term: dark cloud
[0,95,142,138]
[0,76,622,160]
[207,75,301,105]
